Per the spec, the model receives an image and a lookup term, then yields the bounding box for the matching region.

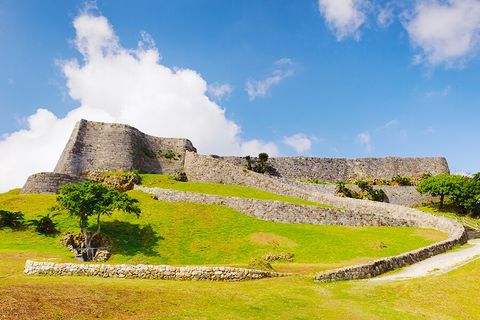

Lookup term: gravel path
[371,239,480,282]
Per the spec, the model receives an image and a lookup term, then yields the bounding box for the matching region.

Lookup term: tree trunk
[440,194,445,209]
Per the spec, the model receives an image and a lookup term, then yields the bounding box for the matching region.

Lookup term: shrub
[391,175,413,186]
[336,182,360,199]
[355,180,373,192]
[172,170,188,182]
[29,213,59,235]
[161,150,179,160]
[258,152,269,163]
[245,153,276,175]
[0,210,25,229]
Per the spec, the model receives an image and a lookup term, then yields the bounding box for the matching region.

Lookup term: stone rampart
[135,186,416,227]
[221,156,449,183]
[21,172,86,194]
[24,260,284,281]
[183,152,467,281]
[54,119,196,176]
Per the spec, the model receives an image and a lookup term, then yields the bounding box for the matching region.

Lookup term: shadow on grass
[101,220,163,256]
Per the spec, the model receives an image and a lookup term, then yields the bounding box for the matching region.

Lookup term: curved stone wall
[221,156,449,183]
[54,119,196,176]
[135,186,417,227]
[183,152,467,281]
[24,260,284,281]
[21,172,86,194]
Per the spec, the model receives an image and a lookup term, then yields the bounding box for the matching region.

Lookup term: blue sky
[0,0,479,190]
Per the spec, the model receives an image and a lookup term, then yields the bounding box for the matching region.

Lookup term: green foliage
[391,175,413,186]
[417,173,480,215]
[245,153,276,175]
[339,181,388,202]
[258,152,269,163]
[161,150,179,160]
[0,210,25,229]
[355,180,373,192]
[55,181,141,260]
[28,213,59,235]
[172,170,188,182]
[336,182,361,199]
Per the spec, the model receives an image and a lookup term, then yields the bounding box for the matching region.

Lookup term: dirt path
[371,239,480,282]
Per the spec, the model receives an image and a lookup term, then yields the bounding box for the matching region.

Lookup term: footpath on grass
[371,238,480,282]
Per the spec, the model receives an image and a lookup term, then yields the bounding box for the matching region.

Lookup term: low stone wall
[314,239,458,281]
[135,186,416,227]
[24,260,283,281]
[183,152,468,281]
[21,172,86,194]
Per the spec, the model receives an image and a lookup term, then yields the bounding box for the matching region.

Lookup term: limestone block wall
[183,152,467,281]
[24,260,284,281]
[21,172,86,194]
[136,186,416,227]
[54,119,196,176]
[221,156,449,183]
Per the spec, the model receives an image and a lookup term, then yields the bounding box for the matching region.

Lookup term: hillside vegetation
[0,188,446,274]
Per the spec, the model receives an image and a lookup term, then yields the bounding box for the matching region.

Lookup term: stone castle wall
[221,156,449,183]
[24,260,284,281]
[183,152,467,281]
[21,172,86,194]
[54,119,196,176]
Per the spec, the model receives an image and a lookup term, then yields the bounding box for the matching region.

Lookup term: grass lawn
[0,248,478,319]
[139,174,335,208]
[0,189,446,275]
[417,203,480,230]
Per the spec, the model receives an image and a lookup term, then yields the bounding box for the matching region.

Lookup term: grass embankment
[0,189,446,274]
[417,203,480,230]
[139,174,334,208]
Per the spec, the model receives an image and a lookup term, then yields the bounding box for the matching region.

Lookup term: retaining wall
[24,260,283,281]
[21,172,86,194]
[183,152,467,281]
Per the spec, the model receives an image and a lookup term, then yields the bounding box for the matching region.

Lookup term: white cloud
[282,133,312,154]
[377,4,395,28]
[404,0,480,67]
[425,85,451,97]
[245,58,295,100]
[207,82,233,100]
[240,139,279,157]
[0,12,278,192]
[318,0,369,41]
[356,131,372,152]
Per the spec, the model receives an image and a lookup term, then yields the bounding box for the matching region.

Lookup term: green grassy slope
[0,189,446,275]
[139,174,334,208]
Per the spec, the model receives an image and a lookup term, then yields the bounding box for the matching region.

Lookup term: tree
[416,174,464,209]
[55,181,141,260]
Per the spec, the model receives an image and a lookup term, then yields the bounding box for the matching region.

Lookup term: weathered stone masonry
[182,152,467,281]
[21,172,86,194]
[24,260,284,281]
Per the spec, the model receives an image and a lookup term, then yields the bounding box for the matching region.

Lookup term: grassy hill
[0,188,446,274]
[1,183,478,319]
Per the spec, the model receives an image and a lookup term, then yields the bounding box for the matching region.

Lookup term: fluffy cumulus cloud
[318,0,369,41]
[282,133,312,154]
[245,58,295,100]
[404,0,480,67]
[0,12,278,191]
